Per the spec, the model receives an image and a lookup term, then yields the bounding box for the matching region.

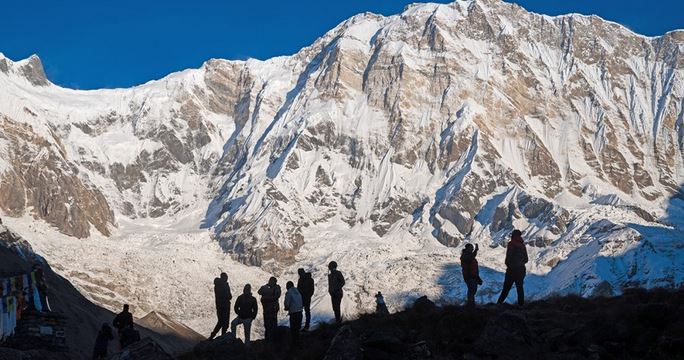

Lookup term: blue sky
[2,0,682,89]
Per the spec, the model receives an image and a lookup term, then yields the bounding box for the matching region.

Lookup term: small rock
[412,296,436,313]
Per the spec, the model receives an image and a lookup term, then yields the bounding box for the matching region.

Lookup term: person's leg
[290,312,302,346]
[497,272,514,304]
[230,317,239,337]
[118,329,125,349]
[244,319,252,346]
[264,316,276,342]
[515,274,525,305]
[466,279,477,306]
[222,305,231,335]
[332,294,342,323]
[303,297,311,330]
[209,318,222,339]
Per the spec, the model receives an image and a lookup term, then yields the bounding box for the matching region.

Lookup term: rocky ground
[185,288,684,360]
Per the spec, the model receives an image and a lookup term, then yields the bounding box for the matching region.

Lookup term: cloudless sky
[1,0,682,89]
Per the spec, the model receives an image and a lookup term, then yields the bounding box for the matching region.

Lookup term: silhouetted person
[258,277,281,343]
[375,292,389,315]
[284,281,303,346]
[119,324,141,349]
[113,304,134,348]
[327,261,345,323]
[296,268,314,330]
[209,273,233,339]
[92,323,113,359]
[231,284,258,346]
[461,243,483,307]
[497,230,529,305]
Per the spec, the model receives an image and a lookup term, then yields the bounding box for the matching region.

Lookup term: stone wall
[6,310,68,352]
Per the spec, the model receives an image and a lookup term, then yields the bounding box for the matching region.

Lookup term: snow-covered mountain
[1,0,682,336]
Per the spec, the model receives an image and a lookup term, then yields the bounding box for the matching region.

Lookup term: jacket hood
[510,234,524,246]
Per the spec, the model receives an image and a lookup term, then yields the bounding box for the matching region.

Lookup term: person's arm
[505,245,513,268]
[338,272,346,289]
[523,245,529,264]
[284,292,290,311]
[227,285,232,301]
[251,298,258,319]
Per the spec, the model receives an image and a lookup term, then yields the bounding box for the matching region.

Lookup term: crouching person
[231,284,258,346]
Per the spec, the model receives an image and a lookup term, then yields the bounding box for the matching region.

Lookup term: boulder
[193,333,254,360]
[473,311,535,359]
[110,338,173,360]
[323,326,362,360]
[412,296,437,313]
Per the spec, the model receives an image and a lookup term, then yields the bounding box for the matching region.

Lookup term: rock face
[0,116,114,238]
[0,1,682,294]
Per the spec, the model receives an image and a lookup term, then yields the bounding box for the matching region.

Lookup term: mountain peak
[18,54,50,87]
[0,53,50,86]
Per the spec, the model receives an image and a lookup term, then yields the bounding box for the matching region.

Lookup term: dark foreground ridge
[184,288,684,360]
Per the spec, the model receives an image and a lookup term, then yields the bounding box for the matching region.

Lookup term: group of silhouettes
[460,229,529,306]
[208,260,346,347]
[92,230,527,358]
[93,304,140,359]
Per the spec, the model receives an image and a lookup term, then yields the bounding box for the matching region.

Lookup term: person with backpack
[460,243,483,307]
[327,261,345,323]
[112,304,133,348]
[209,273,232,339]
[497,230,529,305]
[258,277,281,343]
[284,281,303,346]
[296,268,314,330]
[231,284,258,346]
[92,323,113,359]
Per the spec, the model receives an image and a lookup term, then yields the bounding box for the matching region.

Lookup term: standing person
[32,264,49,311]
[231,284,258,346]
[112,304,134,348]
[296,268,314,331]
[461,243,483,307]
[375,292,389,315]
[92,323,113,359]
[327,261,345,323]
[284,281,303,347]
[497,230,529,306]
[258,277,281,343]
[209,273,232,339]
